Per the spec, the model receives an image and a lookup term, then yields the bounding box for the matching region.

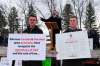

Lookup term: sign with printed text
[0,57,12,66]
[7,34,46,60]
[56,31,91,60]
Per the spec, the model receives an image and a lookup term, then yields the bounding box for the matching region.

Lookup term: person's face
[69,17,77,29]
[28,16,37,28]
[53,10,58,16]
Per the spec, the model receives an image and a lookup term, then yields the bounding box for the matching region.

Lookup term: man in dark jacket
[22,15,43,66]
[41,10,62,49]
[63,16,83,66]
[41,10,62,31]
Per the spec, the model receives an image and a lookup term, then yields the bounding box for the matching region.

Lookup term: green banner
[42,58,51,66]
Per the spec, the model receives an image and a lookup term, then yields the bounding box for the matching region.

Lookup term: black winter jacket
[23,26,43,34]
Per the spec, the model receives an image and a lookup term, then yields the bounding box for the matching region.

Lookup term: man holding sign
[22,15,43,66]
[58,16,90,66]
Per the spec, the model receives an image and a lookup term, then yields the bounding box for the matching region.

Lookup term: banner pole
[60,60,63,66]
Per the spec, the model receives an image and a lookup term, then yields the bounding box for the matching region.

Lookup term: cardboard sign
[56,31,91,60]
[0,57,12,66]
[7,34,46,60]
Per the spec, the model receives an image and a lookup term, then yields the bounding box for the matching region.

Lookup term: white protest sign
[7,34,46,60]
[0,63,2,66]
[0,62,3,66]
[0,57,12,66]
[56,31,91,60]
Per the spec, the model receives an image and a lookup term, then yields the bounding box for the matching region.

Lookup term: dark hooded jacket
[23,26,43,34]
[41,16,62,30]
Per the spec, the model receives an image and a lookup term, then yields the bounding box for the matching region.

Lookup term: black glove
[40,17,45,21]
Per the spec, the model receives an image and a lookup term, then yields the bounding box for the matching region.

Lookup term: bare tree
[17,0,45,24]
[71,0,87,29]
[41,0,58,16]
[17,0,30,24]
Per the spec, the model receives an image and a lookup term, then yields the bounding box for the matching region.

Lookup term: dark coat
[41,16,62,30]
[64,27,82,33]
[23,26,43,34]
